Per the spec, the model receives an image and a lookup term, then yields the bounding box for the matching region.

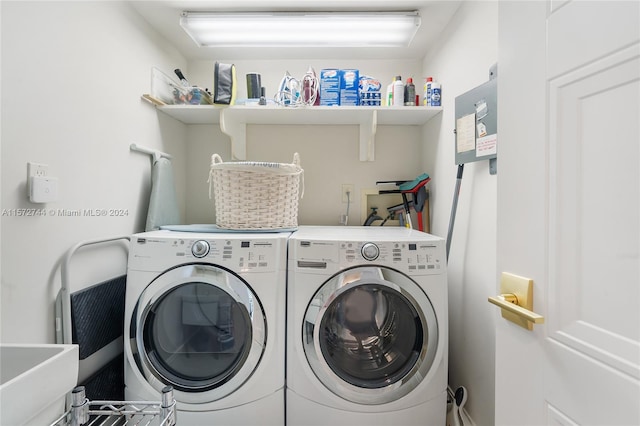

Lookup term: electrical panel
[454,74,497,166]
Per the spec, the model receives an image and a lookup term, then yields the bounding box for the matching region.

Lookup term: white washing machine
[287,226,448,425]
[124,230,290,425]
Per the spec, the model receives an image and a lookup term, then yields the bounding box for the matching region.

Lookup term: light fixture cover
[180,11,421,48]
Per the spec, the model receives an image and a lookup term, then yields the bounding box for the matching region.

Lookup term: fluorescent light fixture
[180,11,421,48]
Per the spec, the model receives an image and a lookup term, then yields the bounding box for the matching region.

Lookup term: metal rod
[401,192,413,229]
[58,236,130,344]
[160,386,177,426]
[130,143,172,162]
[70,386,89,426]
[446,164,464,262]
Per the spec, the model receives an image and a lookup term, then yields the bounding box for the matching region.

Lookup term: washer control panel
[130,234,284,272]
[338,240,444,273]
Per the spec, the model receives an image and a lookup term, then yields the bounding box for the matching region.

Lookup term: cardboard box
[340,69,360,106]
[320,69,340,106]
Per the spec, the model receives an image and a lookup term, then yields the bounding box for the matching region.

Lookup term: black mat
[70,275,126,360]
[81,354,125,401]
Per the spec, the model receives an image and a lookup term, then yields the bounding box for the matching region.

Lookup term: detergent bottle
[393,76,404,107]
[386,80,394,106]
[423,77,433,106]
[431,80,442,106]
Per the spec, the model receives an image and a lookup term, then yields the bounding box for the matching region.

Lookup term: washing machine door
[303,265,438,405]
[130,264,266,403]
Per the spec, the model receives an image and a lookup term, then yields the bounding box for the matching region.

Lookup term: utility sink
[0,344,79,426]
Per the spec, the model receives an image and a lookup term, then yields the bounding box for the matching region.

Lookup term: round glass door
[131,264,266,400]
[303,266,438,404]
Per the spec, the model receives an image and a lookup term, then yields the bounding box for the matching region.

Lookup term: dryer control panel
[129,233,287,273]
[339,241,444,274]
[293,238,444,275]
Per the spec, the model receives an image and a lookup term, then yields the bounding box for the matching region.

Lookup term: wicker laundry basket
[208,153,304,230]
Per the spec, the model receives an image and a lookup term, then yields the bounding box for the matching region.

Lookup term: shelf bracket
[359,110,377,161]
[219,108,247,160]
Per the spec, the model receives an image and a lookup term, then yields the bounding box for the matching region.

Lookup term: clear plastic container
[150,67,212,105]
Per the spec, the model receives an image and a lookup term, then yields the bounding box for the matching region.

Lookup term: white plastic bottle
[393,76,404,107]
[431,80,441,106]
[423,77,433,106]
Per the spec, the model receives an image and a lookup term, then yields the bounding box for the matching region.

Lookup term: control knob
[191,240,210,258]
[361,242,379,261]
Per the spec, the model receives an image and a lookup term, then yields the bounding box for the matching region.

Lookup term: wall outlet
[28,162,48,178]
[342,184,354,203]
[27,162,48,196]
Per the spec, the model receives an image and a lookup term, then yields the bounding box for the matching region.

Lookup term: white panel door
[496,1,639,424]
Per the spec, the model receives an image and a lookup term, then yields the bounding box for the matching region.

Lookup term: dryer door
[130,264,266,403]
[303,266,438,404]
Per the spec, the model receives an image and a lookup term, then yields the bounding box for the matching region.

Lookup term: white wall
[1,1,186,343]
[422,2,498,425]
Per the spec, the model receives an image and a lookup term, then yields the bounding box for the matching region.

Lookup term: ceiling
[129,1,462,61]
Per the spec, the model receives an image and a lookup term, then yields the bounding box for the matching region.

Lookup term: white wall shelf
[155,104,442,161]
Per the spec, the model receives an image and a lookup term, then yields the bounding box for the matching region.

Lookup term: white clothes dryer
[124,230,290,426]
[287,226,448,426]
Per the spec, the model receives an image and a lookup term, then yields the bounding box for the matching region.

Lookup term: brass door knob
[488,272,544,330]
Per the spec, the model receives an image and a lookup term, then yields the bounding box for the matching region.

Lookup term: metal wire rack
[49,385,176,426]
